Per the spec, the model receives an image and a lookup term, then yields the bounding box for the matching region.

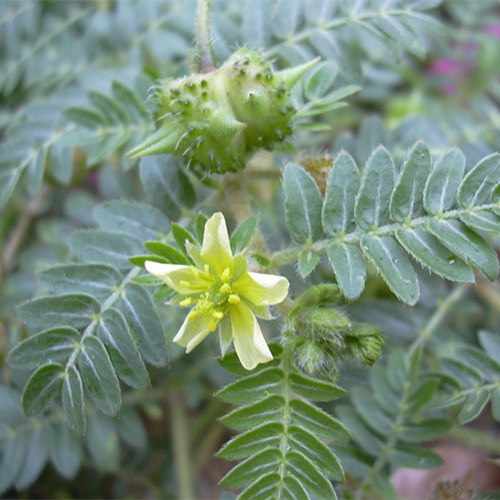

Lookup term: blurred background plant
[1,1,500,499]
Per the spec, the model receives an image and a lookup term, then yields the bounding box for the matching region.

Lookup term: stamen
[209,319,218,331]
[228,294,240,305]
[188,310,198,319]
[221,268,231,281]
[213,311,224,319]
[204,264,210,275]
[179,297,192,307]
[220,283,231,294]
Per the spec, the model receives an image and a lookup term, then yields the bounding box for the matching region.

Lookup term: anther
[179,297,192,307]
[221,268,231,281]
[228,294,240,305]
[220,283,231,294]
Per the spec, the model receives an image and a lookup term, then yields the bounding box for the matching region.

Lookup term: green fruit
[128,48,317,173]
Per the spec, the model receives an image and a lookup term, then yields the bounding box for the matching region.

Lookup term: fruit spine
[128,49,317,173]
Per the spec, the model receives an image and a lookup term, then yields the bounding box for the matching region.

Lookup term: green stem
[169,392,195,500]
[195,0,217,72]
[277,344,294,500]
[409,283,469,353]
[270,202,500,267]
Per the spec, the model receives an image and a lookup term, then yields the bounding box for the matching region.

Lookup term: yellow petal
[201,212,234,275]
[145,261,211,294]
[230,302,273,370]
[173,313,214,353]
[233,271,289,306]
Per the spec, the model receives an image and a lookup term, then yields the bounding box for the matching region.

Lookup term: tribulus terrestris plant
[1,0,500,499]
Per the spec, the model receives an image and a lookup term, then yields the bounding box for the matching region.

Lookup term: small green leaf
[390,140,431,222]
[220,394,284,430]
[322,151,360,236]
[22,363,65,416]
[395,228,474,283]
[399,419,451,442]
[355,145,395,230]
[94,200,170,241]
[69,230,144,271]
[8,327,80,369]
[290,399,350,442]
[17,294,100,330]
[145,241,190,264]
[283,163,323,243]
[389,444,443,469]
[230,215,259,253]
[171,223,198,255]
[117,284,168,367]
[298,250,319,278]
[351,387,392,436]
[336,406,384,455]
[215,367,283,404]
[458,389,490,423]
[78,336,121,417]
[63,106,107,129]
[238,473,281,500]
[290,372,346,401]
[217,422,283,460]
[86,413,120,471]
[460,211,500,233]
[97,308,151,390]
[14,426,51,490]
[289,425,345,480]
[361,235,419,305]
[440,359,482,387]
[37,263,122,302]
[456,345,500,382]
[479,330,500,361]
[427,219,499,280]
[0,432,29,494]
[219,448,281,488]
[327,243,366,300]
[129,255,169,268]
[458,153,500,208]
[305,61,338,99]
[195,212,208,242]
[405,378,440,415]
[50,422,83,478]
[424,148,464,214]
[281,475,310,500]
[62,366,86,437]
[286,450,338,499]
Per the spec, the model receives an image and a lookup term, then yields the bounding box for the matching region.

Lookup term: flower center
[183,267,241,331]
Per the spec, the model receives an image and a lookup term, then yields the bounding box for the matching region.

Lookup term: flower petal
[145,261,211,294]
[230,302,273,370]
[201,212,233,275]
[233,271,289,306]
[173,313,213,353]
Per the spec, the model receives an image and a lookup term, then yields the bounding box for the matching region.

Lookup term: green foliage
[2,0,500,498]
[216,347,348,499]
[9,200,170,435]
[283,142,500,304]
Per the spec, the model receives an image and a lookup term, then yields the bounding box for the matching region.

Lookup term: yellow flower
[145,212,289,370]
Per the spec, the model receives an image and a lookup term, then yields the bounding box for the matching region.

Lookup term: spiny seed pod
[128,48,317,174]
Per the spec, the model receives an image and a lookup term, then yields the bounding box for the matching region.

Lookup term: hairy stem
[195,0,217,72]
[270,202,500,267]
